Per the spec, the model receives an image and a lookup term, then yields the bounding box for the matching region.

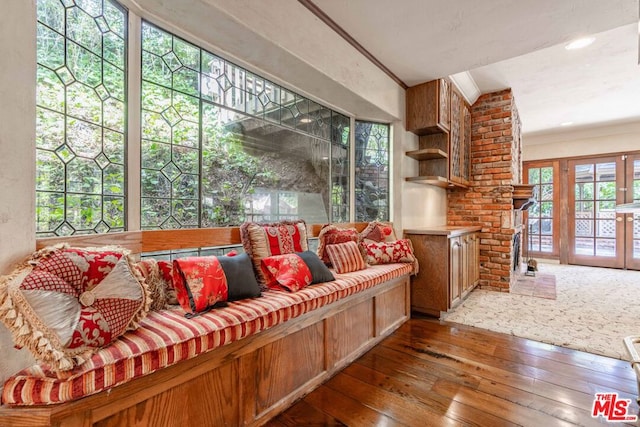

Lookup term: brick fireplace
[448,89,523,291]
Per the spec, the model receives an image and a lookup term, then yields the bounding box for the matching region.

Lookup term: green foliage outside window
[36,0,126,236]
[35,4,391,234]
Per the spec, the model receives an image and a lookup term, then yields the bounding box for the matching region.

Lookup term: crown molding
[449,71,481,105]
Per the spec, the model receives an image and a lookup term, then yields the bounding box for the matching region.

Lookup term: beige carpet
[510,271,557,299]
[442,262,640,360]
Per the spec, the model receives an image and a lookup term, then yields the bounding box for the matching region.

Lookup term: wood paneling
[95,361,239,427]
[35,223,372,254]
[268,317,640,427]
[326,300,373,366]
[255,323,325,413]
[374,280,407,336]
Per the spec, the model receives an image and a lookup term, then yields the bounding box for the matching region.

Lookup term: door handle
[628,216,634,222]
[616,217,623,222]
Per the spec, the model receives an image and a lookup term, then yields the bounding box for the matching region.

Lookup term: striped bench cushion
[2,263,412,406]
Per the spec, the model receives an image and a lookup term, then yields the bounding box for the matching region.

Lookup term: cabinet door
[461,233,479,295]
[449,236,463,306]
[406,79,450,135]
[462,102,472,183]
[438,78,451,132]
[449,88,462,184]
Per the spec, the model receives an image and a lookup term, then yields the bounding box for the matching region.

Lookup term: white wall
[523,120,640,161]
[0,0,38,385]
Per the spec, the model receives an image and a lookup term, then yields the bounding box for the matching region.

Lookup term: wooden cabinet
[404,226,481,316]
[406,78,450,135]
[405,79,471,188]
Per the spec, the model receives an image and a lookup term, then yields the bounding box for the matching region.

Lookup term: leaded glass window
[36,0,127,236]
[354,121,390,221]
[331,112,350,222]
[141,21,350,229]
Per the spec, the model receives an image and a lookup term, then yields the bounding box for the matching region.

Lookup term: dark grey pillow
[297,251,335,284]
[218,253,262,301]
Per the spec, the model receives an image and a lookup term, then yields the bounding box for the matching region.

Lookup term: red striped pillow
[325,241,367,274]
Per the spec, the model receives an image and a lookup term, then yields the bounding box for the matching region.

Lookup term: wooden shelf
[405,175,469,189]
[406,148,447,161]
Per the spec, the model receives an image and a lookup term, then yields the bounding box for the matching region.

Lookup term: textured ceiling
[311,0,639,134]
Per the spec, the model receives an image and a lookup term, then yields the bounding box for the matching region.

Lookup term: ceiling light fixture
[299,117,313,123]
[565,37,595,50]
[560,121,574,126]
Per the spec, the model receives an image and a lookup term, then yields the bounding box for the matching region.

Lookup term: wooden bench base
[0,274,410,427]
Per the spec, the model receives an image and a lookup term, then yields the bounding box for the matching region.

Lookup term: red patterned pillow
[172,256,229,315]
[261,254,312,292]
[360,221,397,243]
[364,239,416,265]
[325,241,367,274]
[0,244,149,371]
[240,220,309,287]
[317,225,361,266]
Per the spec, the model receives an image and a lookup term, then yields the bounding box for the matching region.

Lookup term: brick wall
[448,89,521,291]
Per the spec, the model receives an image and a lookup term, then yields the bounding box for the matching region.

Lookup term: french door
[568,154,640,269]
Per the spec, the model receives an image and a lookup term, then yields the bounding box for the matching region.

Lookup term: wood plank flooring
[266,316,639,426]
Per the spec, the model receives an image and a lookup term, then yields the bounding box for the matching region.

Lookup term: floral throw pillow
[240,220,309,288]
[261,254,312,292]
[360,221,397,243]
[173,256,229,315]
[0,244,149,371]
[316,225,361,266]
[364,239,416,265]
[325,241,367,274]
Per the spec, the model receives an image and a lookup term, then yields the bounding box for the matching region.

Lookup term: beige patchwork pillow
[240,220,309,288]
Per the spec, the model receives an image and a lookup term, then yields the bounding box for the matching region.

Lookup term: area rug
[510,271,557,299]
[442,263,640,360]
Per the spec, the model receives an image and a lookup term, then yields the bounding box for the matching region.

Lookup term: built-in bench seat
[0,223,414,426]
[2,263,411,406]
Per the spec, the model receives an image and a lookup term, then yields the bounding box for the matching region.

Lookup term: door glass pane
[633,160,640,260]
[596,219,615,238]
[595,238,615,257]
[596,162,615,181]
[576,201,594,218]
[576,219,593,237]
[575,238,594,256]
[525,165,555,254]
[596,182,616,200]
[596,201,616,218]
[540,184,553,200]
[540,219,553,235]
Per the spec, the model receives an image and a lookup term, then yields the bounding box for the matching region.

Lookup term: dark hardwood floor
[266,316,639,426]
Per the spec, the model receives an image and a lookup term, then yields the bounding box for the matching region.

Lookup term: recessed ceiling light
[560,121,574,126]
[299,117,313,123]
[565,37,595,50]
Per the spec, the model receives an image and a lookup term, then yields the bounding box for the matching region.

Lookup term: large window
[140,21,351,228]
[35,4,394,235]
[35,0,127,236]
[355,121,389,221]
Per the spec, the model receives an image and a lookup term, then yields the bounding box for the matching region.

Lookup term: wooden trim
[297,0,408,90]
[35,222,372,254]
[525,149,640,164]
